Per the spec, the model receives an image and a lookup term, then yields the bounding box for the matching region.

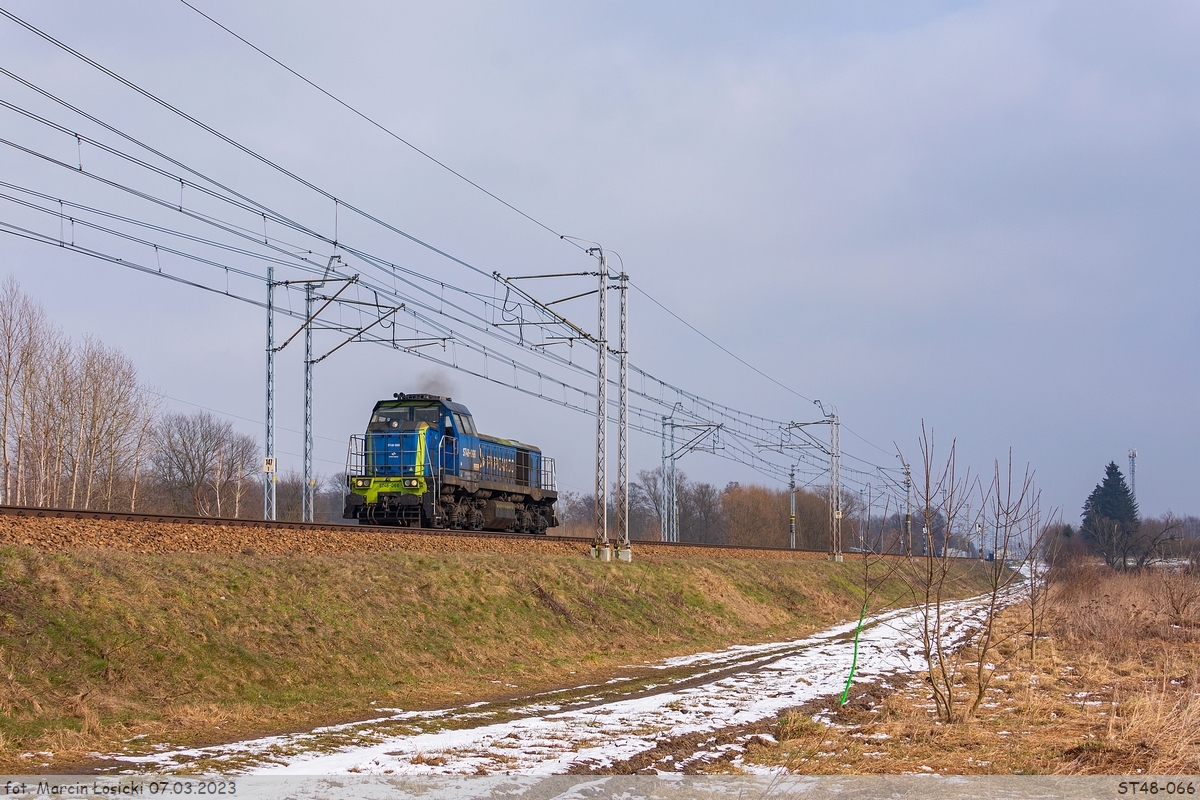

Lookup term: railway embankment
[0,510,827,559]
[0,514,992,772]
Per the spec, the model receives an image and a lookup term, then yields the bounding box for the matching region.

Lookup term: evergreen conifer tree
[1081,461,1140,568]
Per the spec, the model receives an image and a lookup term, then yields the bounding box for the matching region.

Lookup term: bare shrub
[1050,567,1200,663]
[1153,570,1200,628]
[1052,569,1159,657]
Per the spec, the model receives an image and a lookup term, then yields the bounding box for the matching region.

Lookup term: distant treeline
[558,470,945,553]
[557,471,836,549]
[559,471,1200,559]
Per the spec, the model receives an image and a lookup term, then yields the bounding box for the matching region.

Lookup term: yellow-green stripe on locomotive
[343,392,559,532]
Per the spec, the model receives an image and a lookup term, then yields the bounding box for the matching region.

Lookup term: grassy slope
[0,545,991,768]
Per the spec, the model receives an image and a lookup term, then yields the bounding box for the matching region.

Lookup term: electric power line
[0,10,903,489]
[177,0,582,250]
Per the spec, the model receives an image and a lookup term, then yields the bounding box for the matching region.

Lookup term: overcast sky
[0,1,1196,520]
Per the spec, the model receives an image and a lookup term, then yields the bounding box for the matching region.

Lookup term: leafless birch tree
[0,278,161,512]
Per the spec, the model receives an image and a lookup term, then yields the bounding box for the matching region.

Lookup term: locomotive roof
[478,433,542,453]
[373,394,473,415]
[367,397,540,452]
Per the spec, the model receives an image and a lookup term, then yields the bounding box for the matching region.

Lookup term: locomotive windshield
[369,411,404,430]
[368,404,441,431]
[413,407,439,423]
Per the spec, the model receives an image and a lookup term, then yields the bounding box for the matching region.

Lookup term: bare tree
[906,423,979,723]
[630,467,666,540]
[274,468,303,522]
[225,432,260,518]
[0,277,46,504]
[554,490,593,536]
[151,411,257,516]
[679,480,725,543]
[899,426,1056,724]
[24,331,73,507]
[66,338,147,510]
[0,278,170,513]
[128,398,158,512]
[967,453,1045,718]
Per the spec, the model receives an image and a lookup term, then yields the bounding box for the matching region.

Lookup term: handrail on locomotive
[345,434,557,493]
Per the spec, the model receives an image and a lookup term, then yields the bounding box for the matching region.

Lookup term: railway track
[0,503,829,559]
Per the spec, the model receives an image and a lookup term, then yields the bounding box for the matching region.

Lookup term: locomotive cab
[344,393,558,532]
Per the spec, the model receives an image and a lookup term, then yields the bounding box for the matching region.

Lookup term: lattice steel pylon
[269,258,350,525]
[1129,448,1137,501]
[789,466,797,550]
[661,412,721,543]
[661,412,676,543]
[778,413,838,553]
[303,282,315,523]
[615,269,631,561]
[903,461,913,557]
[593,251,609,557]
[828,411,842,561]
[263,264,276,521]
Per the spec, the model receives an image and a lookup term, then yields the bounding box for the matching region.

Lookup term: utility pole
[616,269,630,561]
[593,252,609,560]
[1128,448,1137,501]
[903,461,912,557]
[263,264,276,521]
[788,466,796,550]
[865,483,873,552]
[660,408,719,544]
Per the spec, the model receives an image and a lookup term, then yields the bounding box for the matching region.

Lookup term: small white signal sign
[263,457,277,474]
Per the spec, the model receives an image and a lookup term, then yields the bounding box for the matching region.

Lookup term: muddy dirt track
[0,506,827,561]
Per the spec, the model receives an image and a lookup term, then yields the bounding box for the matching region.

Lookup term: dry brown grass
[746,564,1200,775]
[775,709,823,742]
[0,543,991,772]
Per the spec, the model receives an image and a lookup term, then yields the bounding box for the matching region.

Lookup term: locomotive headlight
[354,478,370,488]
[403,478,419,487]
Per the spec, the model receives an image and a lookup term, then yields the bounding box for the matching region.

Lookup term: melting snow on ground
[113,595,998,775]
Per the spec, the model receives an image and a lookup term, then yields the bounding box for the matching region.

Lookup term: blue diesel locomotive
[343,393,559,532]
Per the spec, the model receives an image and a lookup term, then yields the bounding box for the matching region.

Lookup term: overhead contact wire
[0,9,891,482]
[177,0,582,251]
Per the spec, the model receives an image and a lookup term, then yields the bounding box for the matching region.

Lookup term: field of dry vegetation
[0,535,990,773]
[745,562,1200,775]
